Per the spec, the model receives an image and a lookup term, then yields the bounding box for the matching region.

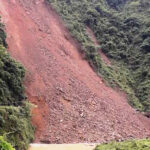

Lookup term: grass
[95,139,150,150]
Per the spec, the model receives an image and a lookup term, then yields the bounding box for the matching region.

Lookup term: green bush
[95,139,150,150]
[0,45,25,106]
[0,104,34,150]
[0,136,14,150]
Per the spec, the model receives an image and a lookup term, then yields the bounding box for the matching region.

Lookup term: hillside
[0,1,150,150]
[0,0,150,146]
[48,0,150,112]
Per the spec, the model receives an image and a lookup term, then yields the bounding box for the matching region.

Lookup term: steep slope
[48,0,150,111]
[0,0,150,143]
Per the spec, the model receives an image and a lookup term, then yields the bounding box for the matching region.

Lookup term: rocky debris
[0,0,150,144]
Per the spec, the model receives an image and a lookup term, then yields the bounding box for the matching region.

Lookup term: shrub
[0,136,14,150]
[0,104,34,150]
[95,139,150,150]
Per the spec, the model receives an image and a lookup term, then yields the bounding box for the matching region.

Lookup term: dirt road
[0,0,150,144]
[28,144,96,150]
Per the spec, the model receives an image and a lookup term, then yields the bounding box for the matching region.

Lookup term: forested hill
[48,0,150,112]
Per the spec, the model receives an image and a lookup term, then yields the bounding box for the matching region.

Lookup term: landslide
[0,0,150,143]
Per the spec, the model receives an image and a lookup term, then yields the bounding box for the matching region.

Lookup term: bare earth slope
[0,0,150,143]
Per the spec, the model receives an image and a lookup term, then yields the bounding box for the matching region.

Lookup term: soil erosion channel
[0,0,150,144]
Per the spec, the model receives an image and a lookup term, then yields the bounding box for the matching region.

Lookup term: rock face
[0,0,150,144]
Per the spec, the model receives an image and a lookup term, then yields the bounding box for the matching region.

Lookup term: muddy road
[0,0,150,143]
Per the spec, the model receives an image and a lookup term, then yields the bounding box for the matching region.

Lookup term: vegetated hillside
[47,0,150,112]
[1,0,150,144]
[0,19,34,150]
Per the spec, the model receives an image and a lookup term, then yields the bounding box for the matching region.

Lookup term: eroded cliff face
[0,0,150,143]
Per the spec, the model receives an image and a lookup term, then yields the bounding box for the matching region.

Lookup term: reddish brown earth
[0,0,150,144]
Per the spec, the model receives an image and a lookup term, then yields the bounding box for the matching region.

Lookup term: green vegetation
[0,136,14,150]
[0,104,34,150]
[0,44,25,106]
[95,139,150,150]
[0,18,34,150]
[0,18,25,106]
[47,0,150,111]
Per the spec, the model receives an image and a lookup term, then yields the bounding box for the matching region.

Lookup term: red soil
[0,0,150,143]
